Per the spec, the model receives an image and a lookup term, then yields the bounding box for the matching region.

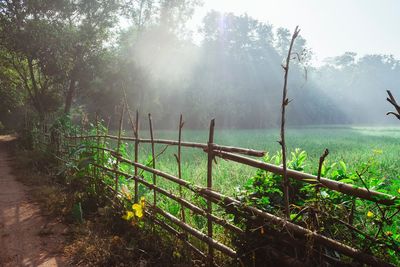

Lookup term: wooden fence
[49,110,398,267]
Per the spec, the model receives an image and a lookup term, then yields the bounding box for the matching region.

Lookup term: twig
[280,26,301,219]
[355,171,387,221]
[176,114,186,223]
[316,149,329,196]
[148,113,156,206]
[386,90,400,120]
[114,102,125,192]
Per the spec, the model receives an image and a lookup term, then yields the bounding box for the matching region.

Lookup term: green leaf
[339,161,347,172]
[339,178,354,184]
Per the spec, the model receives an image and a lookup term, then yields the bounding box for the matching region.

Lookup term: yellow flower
[140,197,145,209]
[367,211,374,218]
[386,231,393,237]
[132,203,143,218]
[122,211,134,221]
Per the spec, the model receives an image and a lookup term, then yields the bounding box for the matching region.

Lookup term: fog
[1,2,399,131]
[93,10,400,130]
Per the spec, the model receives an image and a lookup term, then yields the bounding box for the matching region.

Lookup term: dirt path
[0,135,67,267]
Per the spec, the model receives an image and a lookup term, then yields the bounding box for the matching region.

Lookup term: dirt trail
[0,135,67,267]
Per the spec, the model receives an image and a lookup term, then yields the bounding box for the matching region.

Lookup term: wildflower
[122,211,134,221]
[386,231,393,237]
[140,196,145,209]
[132,203,143,218]
[367,211,374,218]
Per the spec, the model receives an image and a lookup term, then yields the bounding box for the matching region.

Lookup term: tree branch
[280,25,300,219]
[386,90,400,120]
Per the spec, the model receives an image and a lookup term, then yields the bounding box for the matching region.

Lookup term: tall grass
[116,126,400,196]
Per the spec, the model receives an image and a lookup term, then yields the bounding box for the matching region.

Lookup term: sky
[189,0,400,64]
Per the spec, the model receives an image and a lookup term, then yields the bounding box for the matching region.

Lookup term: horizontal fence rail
[66,135,398,206]
[213,150,397,206]
[65,135,265,157]
[52,113,397,267]
[83,145,393,266]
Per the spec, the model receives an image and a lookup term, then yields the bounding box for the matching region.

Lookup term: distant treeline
[1,1,399,130]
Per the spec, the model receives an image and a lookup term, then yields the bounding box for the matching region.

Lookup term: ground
[0,135,67,267]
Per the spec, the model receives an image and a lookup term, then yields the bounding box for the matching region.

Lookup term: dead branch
[280,26,301,219]
[386,90,400,120]
[148,113,157,206]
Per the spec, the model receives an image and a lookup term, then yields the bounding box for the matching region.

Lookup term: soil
[0,135,67,267]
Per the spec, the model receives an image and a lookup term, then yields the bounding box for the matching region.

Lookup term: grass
[115,125,400,196]
[68,125,400,265]
[17,123,399,265]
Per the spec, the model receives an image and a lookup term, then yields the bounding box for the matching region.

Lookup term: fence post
[126,106,140,202]
[115,103,125,193]
[134,111,140,202]
[95,113,100,191]
[148,113,156,206]
[207,119,215,266]
[177,114,186,223]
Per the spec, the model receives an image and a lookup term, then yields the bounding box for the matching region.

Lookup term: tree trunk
[64,76,76,114]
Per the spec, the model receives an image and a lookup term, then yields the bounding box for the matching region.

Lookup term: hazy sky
[189,0,400,64]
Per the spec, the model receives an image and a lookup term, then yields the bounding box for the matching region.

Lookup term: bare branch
[386,90,400,120]
[280,25,301,219]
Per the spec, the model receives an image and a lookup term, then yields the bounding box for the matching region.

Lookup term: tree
[0,0,120,117]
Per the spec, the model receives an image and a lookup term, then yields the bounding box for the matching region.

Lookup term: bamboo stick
[115,104,125,192]
[127,108,140,202]
[199,189,394,267]
[280,26,301,219]
[93,164,243,234]
[95,113,100,192]
[93,163,237,260]
[206,119,215,265]
[134,111,139,202]
[177,114,186,223]
[151,206,237,258]
[150,215,208,260]
[213,150,397,206]
[148,113,157,206]
[83,145,397,206]
[90,152,392,265]
[65,135,264,157]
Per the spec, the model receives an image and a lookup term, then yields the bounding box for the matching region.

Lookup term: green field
[88,125,400,264]
[118,126,400,196]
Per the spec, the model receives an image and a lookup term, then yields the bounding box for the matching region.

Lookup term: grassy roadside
[10,141,199,267]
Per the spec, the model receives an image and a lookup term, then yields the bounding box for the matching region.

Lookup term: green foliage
[21,117,400,265]
[237,146,399,265]
[239,149,308,212]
